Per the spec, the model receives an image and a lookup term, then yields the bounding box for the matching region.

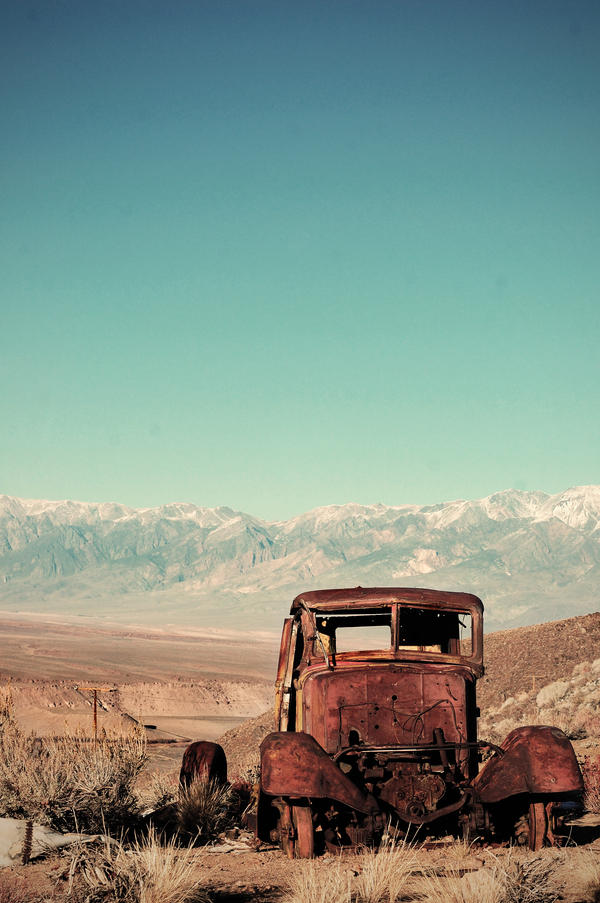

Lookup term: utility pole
[75,686,117,741]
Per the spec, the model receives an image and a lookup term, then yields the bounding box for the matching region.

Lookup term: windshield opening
[317,610,392,654]
[314,605,473,657]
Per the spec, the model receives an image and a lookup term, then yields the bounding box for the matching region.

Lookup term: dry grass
[0,871,40,903]
[565,848,600,902]
[353,834,420,903]
[284,845,567,903]
[499,851,563,903]
[176,779,233,842]
[412,862,504,903]
[67,829,209,903]
[412,850,563,903]
[136,772,178,813]
[284,834,420,903]
[583,756,600,814]
[0,687,147,833]
[283,860,352,903]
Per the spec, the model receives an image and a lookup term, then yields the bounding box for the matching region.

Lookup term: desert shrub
[136,772,179,813]
[536,681,569,709]
[67,829,209,903]
[0,692,147,833]
[547,710,588,741]
[583,755,600,814]
[176,779,233,842]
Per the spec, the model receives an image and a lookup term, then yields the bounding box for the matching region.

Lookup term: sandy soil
[0,611,278,682]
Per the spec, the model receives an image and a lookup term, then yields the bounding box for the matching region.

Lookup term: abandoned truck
[181,587,583,857]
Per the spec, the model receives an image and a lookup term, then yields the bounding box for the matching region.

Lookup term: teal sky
[1,0,599,520]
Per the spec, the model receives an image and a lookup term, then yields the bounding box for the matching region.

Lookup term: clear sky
[1,0,599,520]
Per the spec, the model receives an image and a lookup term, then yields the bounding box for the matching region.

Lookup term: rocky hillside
[1,486,599,631]
[479,612,600,750]
[479,611,600,712]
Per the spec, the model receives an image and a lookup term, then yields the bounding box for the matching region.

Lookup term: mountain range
[1,486,599,633]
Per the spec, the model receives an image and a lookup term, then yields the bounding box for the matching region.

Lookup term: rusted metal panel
[473,725,584,803]
[179,740,227,787]
[301,663,472,761]
[292,586,484,612]
[260,731,379,814]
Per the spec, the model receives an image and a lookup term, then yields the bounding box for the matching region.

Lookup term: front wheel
[278,800,315,859]
[292,803,315,858]
[528,801,555,851]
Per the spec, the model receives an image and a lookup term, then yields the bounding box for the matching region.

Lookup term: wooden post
[74,686,117,741]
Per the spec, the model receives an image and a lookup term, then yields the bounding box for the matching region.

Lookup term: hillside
[1,486,600,632]
[479,610,600,712]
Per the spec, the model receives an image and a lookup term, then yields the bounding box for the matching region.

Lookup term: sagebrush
[0,688,147,833]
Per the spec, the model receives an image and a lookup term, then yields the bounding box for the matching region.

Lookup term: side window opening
[397,608,473,656]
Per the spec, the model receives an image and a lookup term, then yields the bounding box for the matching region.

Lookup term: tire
[292,803,315,859]
[528,800,555,851]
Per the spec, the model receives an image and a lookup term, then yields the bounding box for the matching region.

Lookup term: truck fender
[179,741,227,788]
[260,731,379,814]
[472,725,583,804]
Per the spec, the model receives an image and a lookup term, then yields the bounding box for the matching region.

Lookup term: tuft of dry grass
[283,860,352,903]
[285,844,565,903]
[284,834,420,903]
[0,687,147,833]
[353,834,420,903]
[136,772,178,814]
[411,862,504,903]
[565,848,600,902]
[176,779,233,842]
[67,829,209,903]
[495,851,563,903]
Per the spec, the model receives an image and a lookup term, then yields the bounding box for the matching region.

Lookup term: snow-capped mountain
[0,487,599,632]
